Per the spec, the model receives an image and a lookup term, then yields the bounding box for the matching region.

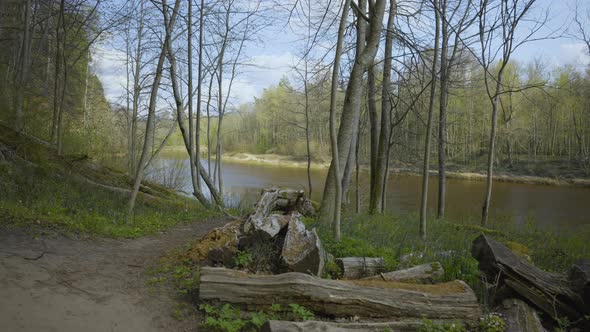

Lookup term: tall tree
[320,0,386,224]
[419,0,441,239]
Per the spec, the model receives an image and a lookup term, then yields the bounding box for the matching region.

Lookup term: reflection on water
[147,158,590,234]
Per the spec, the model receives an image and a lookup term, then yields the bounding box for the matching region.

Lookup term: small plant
[288,303,314,321]
[554,316,570,332]
[200,303,246,332]
[233,250,253,269]
[199,303,294,332]
[172,263,199,295]
[478,313,506,332]
[418,319,466,332]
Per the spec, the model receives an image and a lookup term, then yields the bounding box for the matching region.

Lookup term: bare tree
[127,0,181,220]
[320,0,386,225]
[419,0,440,239]
[370,0,396,214]
[477,0,545,225]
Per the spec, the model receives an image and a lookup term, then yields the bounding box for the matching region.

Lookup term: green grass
[309,211,590,301]
[0,158,218,238]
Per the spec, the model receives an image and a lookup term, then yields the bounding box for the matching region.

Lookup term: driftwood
[261,319,453,332]
[336,257,385,279]
[471,235,588,325]
[496,298,546,332]
[199,267,481,321]
[362,262,444,284]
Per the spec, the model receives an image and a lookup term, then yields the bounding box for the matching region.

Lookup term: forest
[1,0,590,331]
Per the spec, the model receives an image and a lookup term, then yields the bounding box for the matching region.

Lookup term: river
[148,157,590,234]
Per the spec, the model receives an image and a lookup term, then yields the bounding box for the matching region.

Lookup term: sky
[95,0,590,107]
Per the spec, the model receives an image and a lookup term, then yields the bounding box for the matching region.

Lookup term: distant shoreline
[161,146,590,188]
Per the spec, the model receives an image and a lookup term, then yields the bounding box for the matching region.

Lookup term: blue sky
[95,0,589,106]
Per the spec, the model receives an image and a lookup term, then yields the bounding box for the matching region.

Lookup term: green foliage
[0,148,218,238]
[288,303,314,321]
[323,260,343,279]
[200,304,247,332]
[554,316,571,332]
[478,313,506,332]
[233,250,254,269]
[418,319,466,332]
[198,303,315,332]
[172,264,199,295]
[312,211,589,303]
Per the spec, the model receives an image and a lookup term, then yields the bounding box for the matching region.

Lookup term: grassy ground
[306,210,590,303]
[0,128,218,239]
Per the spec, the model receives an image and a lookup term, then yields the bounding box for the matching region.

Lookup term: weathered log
[261,319,456,332]
[243,188,316,238]
[471,235,586,324]
[199,267,481,322]
[568,259,590,308]
[362,262,444,284]
[281,215,326,276]
[496,298,546,332]
[336,257,385,279]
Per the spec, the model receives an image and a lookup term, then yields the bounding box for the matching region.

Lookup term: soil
[0,218,228,332]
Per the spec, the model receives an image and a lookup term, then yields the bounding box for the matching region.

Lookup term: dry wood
[199,267,481,321]
[496,298,546,332]
[362,262,444,283]
[471,235,587,324]
[244,188,313,237]
[261,319,455,332]
[336,257,385,279]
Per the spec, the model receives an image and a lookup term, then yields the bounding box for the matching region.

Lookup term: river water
[148,157,590,234]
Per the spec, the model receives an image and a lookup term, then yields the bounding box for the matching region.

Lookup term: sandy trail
[0,218,227,332]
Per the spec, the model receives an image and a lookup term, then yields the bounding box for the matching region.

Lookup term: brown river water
[149,158,590,234]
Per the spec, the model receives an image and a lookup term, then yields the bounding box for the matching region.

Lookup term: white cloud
[95,45,295,107]
[557,43,590,67]
[94,46,127,104]
[226,52,296,105]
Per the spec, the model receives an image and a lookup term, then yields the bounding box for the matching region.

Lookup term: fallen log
[568,259,590,309]
[336,257,385,279]
[362,262,444,284]
[496,298,546,332]
[199,267,481,322]
[261,319,455,332]
[471,235,587,325]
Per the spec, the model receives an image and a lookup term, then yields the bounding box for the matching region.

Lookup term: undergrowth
[0,156,217,238]
[309,211,590,300]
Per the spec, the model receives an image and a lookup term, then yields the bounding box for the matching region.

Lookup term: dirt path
[0,218,228,332]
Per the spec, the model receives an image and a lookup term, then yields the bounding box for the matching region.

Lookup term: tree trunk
[336,257,385,279]
[437,6,449,220]
[419,0,440,239]
[321,0,386,225]
[367,63,379,213]
[199,267,481,321]
[362,262,444,284]
[326,0,351,241]
[472,235,589,326]
[262,320,459,332]
[373,0,395,214]
[14,0,31,132]
[127,0,181,220]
